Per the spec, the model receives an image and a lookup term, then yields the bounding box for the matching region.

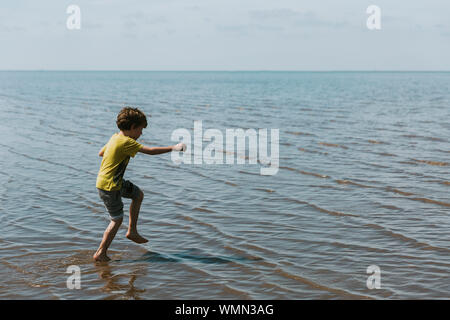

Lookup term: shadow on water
[92,248,262,299]
[117,248,263,265]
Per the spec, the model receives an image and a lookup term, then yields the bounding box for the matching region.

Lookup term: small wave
[364,223,450,252]
[298,147,328,155]
[193,207,216,214]
[28,282,50,289]
[153,220,186,228]
[178,214,245,242]
[300,170,330,179]
[143,189,170,198]
[6,147,94,176]
[368,140,387,144]
[378,204,403,211]
[65,200,104,214]
[254,188,275,193]
[260,281,298,296]
[255,260,279,269]
[329,241,390,254]
[410,197,450,208]
[47,124,82,136]
[279,166,297,172]
[385,187,415,196]
[377,152,397,157]
[223,245,263,262]
[307,184,339,190]
[273,268,371,299]
[238,170,260,176]
[219,149,259,162]
[286,131,315,137]
[434,149,450,154]
[279,166,329,179]
[411,159,448,167]
[283,197,358,217]
[398,161,419,166]
[170,258,212,276]
[401,134,446,142]
[221,284,252,299]
[241,243,278,255]
[52,218,86,233]
[423,180,450,187]
[189,169,238,187]
[1,260,35,276]
[336,179,373,188]
[358,161,391,169]
[318,142,348,149]
[308,202,359,218]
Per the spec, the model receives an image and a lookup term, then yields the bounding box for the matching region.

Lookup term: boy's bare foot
[126,232,148,244]
[93,252,111,262]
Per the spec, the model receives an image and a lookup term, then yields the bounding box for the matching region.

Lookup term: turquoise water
[0,71,449,299]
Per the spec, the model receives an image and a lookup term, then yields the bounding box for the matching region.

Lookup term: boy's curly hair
[116,107,148,130]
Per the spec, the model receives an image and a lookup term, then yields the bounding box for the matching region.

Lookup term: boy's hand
[173,143,187,152]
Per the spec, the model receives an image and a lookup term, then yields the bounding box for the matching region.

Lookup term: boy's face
[129,124,145,140]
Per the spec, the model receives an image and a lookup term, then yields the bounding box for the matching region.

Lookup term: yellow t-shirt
[96,133,143,191]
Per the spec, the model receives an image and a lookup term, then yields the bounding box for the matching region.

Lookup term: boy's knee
[113,217,123,225]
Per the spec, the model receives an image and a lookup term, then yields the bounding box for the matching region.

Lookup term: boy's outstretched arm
[139,143,185,155]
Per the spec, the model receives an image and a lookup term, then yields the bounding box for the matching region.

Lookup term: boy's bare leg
[126,191,148,244]
[93,217,123,262]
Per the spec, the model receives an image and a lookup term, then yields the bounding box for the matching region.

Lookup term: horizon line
[1,69,449,72]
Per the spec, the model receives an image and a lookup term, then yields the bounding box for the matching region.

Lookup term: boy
[94,107,185,262]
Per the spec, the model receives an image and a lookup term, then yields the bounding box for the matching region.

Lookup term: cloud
[249,8,301,20]
[0,25,26,33]
[215,8,350,37]
[83,22,103,30]
[216,23,283,35]
[434,24,450,38]
[185,5,201,11]
[0,18,26,33]
[248,8,350,29]
[122,12,168,29]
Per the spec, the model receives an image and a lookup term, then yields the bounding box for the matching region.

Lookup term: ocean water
[0,71,449,299]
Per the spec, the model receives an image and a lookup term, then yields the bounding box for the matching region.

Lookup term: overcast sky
[1,0,449,70]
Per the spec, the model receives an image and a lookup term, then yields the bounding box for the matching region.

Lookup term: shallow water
[0,71,449,299]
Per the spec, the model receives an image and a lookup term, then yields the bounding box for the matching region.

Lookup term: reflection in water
[94,263,146,300]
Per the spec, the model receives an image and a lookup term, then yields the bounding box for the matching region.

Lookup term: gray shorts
[97,180,142,221]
